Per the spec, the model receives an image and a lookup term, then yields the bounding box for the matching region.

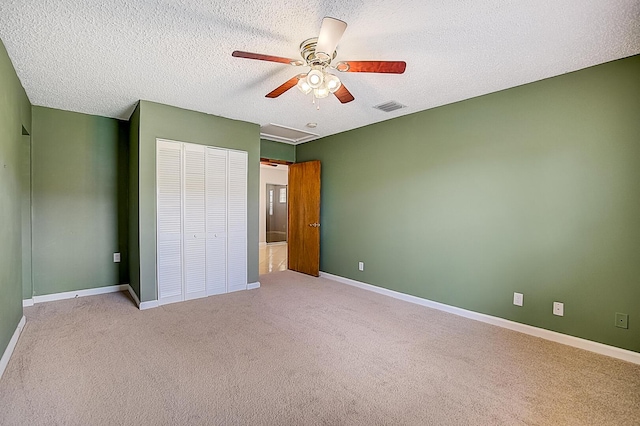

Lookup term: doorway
[266,184,287,243]
[259,163,288,274]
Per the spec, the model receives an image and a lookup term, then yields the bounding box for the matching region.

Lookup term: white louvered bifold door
[157,140,183,305]
[183,144,207,301]
[206,148,228,296]
[227,150,248,292]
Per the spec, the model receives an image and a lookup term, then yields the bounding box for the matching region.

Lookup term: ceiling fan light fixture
[325,74,341,93]
[307,69,324,89]
[314,86,330,99]
[297,77,312,94]
[232,17,404,108]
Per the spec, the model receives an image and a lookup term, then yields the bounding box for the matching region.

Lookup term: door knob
[308,223,321,227]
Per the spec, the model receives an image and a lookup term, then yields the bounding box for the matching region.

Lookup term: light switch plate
[113,253,121,263]
[513,292,523,306]
[358,262,364,271]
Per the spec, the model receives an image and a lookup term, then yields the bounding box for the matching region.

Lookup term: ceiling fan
[232,17,406,105]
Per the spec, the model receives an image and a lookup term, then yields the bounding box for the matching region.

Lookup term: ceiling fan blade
[337,61,406,74]
[232,51,302,66]
[316,17,347,58]
[334,84,354,104]
[266,75,301,98]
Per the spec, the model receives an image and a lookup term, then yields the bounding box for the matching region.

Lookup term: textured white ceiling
[1,1,639,142]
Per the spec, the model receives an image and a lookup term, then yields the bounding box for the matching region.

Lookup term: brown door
[287,161,321,276]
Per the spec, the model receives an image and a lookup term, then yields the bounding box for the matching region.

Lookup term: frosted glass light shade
[306,69,324,89]
[314,86,329,98]
[325,74,341,93]
[297,78,312,94]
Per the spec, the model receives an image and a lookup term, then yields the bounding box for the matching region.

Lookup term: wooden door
[288,161,321,276]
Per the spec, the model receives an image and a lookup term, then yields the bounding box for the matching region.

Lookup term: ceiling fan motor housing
[300,38,337,67]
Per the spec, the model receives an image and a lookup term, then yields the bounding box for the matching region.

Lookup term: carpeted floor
[1,271,639,425]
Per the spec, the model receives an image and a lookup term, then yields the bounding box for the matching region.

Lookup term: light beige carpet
[1,271,639,425]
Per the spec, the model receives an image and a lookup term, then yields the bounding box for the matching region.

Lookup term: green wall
[136,101,260,302]
[31,107,129,296]
[128,103,140,299]
[0,39,30,358]
[297,55,640,353]
[260,139,295,163]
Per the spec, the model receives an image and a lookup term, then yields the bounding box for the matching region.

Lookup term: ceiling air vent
[373,101,406,113]
[260,123,319,145]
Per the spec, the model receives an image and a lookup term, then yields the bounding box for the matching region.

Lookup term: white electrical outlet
[358,261,364,271]
[113,253,121,263]
[553,301,564,316]
[513,292,523,306]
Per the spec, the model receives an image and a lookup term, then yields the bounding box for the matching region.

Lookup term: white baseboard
[140,300,159,310]
[143,283,260,309]
[24,284,150,310]
[320,272,640,365]
[23,281,259,312]
[126,285,141,307]
[0,316,26,380]
[32,284,129,304]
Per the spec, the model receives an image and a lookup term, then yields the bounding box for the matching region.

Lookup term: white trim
[32,284,129,304]
[259,242,267,247]
[320,272,640,365]
[22,284,159,311]
[122,285,159,310]
[260,123,319,144]
[247,282,261,290]
[140,300,159,310]
[0,316,26,380]
[127,285,141,307]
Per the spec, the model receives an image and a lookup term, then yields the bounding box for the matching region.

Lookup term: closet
[156,139,247,305]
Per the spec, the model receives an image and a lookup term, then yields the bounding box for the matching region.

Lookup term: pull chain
[311,94,320,110]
